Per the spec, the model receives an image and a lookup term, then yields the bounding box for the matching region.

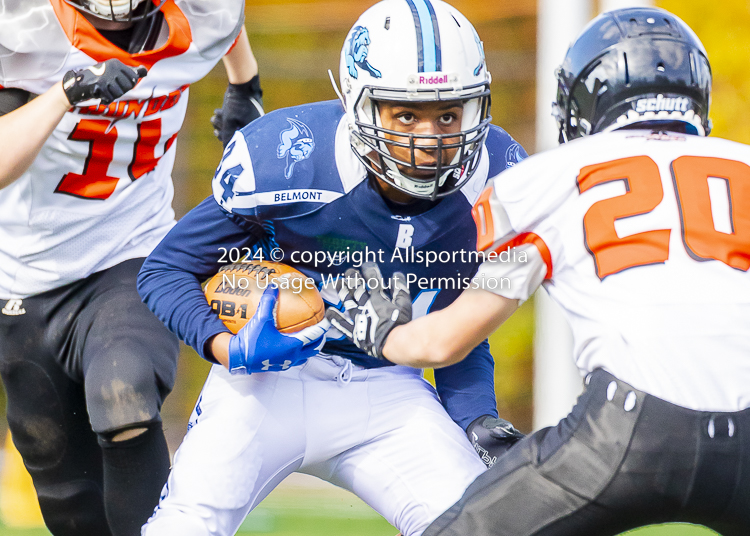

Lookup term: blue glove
[227,285,329,375]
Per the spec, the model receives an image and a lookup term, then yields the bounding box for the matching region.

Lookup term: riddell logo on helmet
[418,75,449,85]
[634,95,690,113]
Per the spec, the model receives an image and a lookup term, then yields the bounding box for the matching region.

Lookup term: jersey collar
[49,0,191,70]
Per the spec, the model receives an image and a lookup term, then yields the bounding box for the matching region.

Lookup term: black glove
[326,263,411,360]
[62,59,147,106]
[211,74,264,147]
[467,415,525,468]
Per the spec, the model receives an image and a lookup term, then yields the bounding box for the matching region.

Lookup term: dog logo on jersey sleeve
[277,119,315,179]
[345,26,382,79]
[505,143,526,168]
[2,300,25,316]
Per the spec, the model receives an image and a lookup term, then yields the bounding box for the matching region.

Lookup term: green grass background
[0,476,719,536]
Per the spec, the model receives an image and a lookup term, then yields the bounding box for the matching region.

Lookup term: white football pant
[142,355,486,536]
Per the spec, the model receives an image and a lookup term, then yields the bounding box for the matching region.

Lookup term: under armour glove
[211,74,264,147]
[228,285,329,375]
[62,59,147,106]
[326,262,411,360]
[467,415,525,468]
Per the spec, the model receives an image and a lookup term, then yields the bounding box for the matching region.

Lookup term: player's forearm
[382,289,519,368]
[222,26,258,84]
[207,333,232,368]
[434,340,499,431]
[382,309,483,368]
[137,196,261,362]
[137,260,230,360]
[0,83,70,189]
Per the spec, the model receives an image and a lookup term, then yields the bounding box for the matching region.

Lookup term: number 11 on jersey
[55,118,177,200]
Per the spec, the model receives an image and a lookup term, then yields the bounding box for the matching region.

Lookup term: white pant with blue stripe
[141,355,486,536]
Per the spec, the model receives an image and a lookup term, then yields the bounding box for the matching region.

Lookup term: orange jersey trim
[472,186,553,279]
[494,232,553,280]
[49,0,192,70]
[225,32,242,55]
[472,186,496,252]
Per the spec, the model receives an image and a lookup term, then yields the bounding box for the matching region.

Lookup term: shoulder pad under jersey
[0,0,70,84]
[213,100,348,221]
[175,0,244,61]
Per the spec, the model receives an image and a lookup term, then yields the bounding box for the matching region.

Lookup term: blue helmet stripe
[424,0,442,70]
[405,0,442,72]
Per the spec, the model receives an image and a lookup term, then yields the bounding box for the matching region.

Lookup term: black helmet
[553,7,711,143]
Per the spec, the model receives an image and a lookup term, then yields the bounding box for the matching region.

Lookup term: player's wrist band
[227,334,248,375]
[229,74,262,97]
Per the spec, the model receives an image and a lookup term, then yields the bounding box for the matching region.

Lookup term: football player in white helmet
[340,0,491,200]
[137,1,526,535]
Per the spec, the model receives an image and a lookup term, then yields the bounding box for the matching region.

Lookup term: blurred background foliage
[659,0,750,144]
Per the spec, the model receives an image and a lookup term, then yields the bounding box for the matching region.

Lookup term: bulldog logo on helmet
[472,28,485,76]
[277,118,315,179]
[345,26,382,79]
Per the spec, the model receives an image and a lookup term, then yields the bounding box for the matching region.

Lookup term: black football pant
[0,259,179,536]
[425,368,750,536]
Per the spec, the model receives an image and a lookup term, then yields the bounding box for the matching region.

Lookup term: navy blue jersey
[138,100,526,429]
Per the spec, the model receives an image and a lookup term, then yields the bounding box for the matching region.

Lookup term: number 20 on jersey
[578,155,750,279]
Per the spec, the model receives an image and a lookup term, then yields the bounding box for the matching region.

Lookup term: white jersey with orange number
[473,130,750,412]
[0,0,243,298]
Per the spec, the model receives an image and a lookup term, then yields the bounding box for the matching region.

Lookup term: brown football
[203,262,325,334]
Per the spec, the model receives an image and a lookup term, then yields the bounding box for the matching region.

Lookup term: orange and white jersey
[0,0,243,298]
[473,130,750,412]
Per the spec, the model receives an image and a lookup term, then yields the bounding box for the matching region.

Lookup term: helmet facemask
[350,84,491,200]
[65,0,167,22]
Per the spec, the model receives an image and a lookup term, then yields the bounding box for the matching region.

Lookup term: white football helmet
[339,0,492,200]
[65,0,166,21]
